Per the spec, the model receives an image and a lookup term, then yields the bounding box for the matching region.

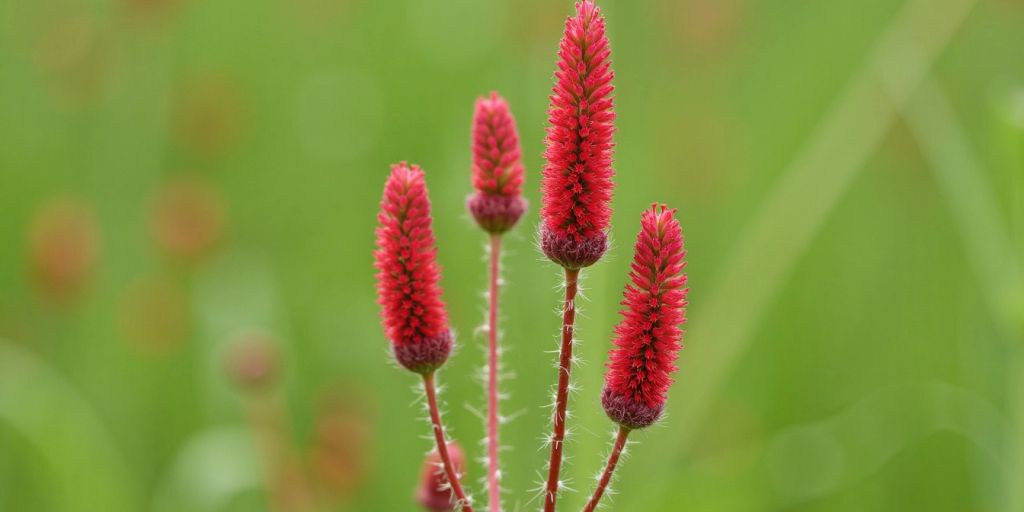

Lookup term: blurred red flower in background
[27,196,101,304]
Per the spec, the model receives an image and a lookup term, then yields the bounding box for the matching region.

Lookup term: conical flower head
[602,204,687,429]
[540,0,615,269]
[374,162,452,374]
[467,92,527,234]
[471,92,525,197]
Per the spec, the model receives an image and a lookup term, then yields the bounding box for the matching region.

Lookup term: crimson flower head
[416,442,466,512]
[374,162,452,374]
[467,92,527,234]
[540,0,615,269]
[602,205,688,429]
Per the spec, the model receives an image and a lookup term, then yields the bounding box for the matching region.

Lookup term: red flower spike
[467,92,527,234]
[471,92,525,197]
[416,442,466,512]
[540,0,615,269]
[374,162,452,374]
[602,204,687,429]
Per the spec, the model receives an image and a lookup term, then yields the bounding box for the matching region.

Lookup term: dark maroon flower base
[601,387,663,430]
[393,330,453,375]
[540,226,608,270]
[467,192,526,234]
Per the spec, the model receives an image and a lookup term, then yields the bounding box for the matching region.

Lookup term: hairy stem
[422,372,474,512]
[582,427,630,512]
[543,267,580,512]
[486,234,502,512]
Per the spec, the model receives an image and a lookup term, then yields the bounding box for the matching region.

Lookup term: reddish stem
[422,373,474,512]
[582,426,631,512]
[486,234,502,512]
[543,268,580,512]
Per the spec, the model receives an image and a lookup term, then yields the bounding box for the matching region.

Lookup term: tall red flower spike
[540,0,616,269]
[467,90,525,512]
[467,92,527,234]
[374,162,452,374]
[416,442,466,512]
[602,204,688,429]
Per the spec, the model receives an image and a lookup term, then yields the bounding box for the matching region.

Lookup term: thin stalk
[422,372,474,512]
[582,426,631,512]
[486,234,502,512]
[543,267,580,512]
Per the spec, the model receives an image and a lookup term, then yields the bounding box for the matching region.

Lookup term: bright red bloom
[472,92,524,197]
[602,204,687,429]
[540,0,615,252]
[374,162,451,374]
[467,92,527,234]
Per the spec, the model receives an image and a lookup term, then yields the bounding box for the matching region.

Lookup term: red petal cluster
[604,205,687,414]
[541,0,615,240]
[472,92,524,197]
[374,163,450,372]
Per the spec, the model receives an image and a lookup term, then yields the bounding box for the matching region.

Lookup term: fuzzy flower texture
[541,0,616,269]
[374,162,452,374]
[602,205,688,429]
[467,92,527,234]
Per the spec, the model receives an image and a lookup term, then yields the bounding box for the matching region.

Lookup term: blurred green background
[1,0,1023,510]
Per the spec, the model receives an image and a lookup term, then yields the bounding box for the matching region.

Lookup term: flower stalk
[485,233,502,512]
[543,267,580,512]
[468,91,526,512]
[539,1,616,509]
[374,163,471,511]
[423,372,474,512]
[582,426,630,512]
